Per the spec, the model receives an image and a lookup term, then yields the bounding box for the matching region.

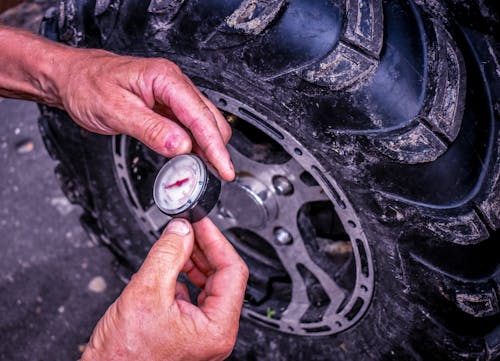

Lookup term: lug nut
[226,114,237,124]
[273,176,293,196]
[274,227,293,245]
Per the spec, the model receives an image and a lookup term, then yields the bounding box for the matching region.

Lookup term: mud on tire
[39,1,499,360]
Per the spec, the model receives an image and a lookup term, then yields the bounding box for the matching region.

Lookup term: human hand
[81,218,249,361]
[55,49,234,180]
[0,27,232,179]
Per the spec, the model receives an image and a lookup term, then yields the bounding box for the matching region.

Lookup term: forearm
[0,25,74,107]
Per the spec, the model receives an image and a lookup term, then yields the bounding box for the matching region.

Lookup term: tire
[38,1,499,360]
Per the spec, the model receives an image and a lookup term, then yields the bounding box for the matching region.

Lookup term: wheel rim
[112,88,375,336]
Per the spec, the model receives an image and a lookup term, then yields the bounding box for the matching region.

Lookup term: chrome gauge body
[153,154,221,222]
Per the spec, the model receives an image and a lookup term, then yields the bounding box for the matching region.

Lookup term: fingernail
[165,219,190,235]
[175,291,190,302]
[164,134,181,152]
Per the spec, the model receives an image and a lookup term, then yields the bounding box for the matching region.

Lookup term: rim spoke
[227,145,274,180]
[279,157,329,203]
[255,222,346,323]
[298,184,329,204]
[252,225,311,324]
[282,266,311,324]
[144,205,169,231]
[282,156,306,176]
[277,211,346,298]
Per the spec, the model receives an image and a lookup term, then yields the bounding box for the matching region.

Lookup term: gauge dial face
[153,154,207,215]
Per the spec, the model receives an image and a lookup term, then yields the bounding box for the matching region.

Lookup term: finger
[153,103,178,122]
[197,289,208,306]
[191,241,212,275]
[175,282,190,303]
[182,258,207,288]
[193,218,241,269]
[192,218,249,323]
[153,73,234,181]
[190,143,216,174]
[182,76,232,145]
[156,97,233,179]
[135,219,194,303]
[181,241,212,288]
[119,105,192,158]
[187,106,232,174]
[153,104,216,171]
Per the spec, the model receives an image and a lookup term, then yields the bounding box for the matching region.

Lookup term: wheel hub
[112,88,375,337]
[218,175,278,229]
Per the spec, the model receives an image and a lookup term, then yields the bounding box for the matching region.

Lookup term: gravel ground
[1,6,125,361]
[0,99,124,361]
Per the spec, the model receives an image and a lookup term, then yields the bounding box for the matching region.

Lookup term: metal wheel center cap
[219,175,278,229]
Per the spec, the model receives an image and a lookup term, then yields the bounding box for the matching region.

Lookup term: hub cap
[218,175,278,229]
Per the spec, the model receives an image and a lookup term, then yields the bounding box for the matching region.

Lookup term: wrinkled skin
[0,26,234,181]
[0,26,248,360]
[81,218,249,361]
[57,50,235,181]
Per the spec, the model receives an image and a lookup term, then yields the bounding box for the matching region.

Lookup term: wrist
[32,40,79,108]
[48,47,116,110]
[0,26,76,107]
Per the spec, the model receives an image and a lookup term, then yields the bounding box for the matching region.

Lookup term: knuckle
[191,129,218,153]
[153,237,184,258]
[242,264,250,282]
[188,97,209,116]
[199,136,220,156]
[156,59,182,75]
[219,342,235,357]
[187,118,204,133]
[165,61,182,74]
[237,261,250,282]
[142,117,165,147]
[221,334,237,356]
[198,101,213,118]
[148,59,183,81]
[223,125,232,143]
[187,102,213,130]
[211,328,236,356]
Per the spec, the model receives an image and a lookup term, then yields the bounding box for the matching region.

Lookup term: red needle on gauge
[165,177,190,189]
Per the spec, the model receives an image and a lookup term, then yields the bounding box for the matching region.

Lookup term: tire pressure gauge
[153,154,221,222]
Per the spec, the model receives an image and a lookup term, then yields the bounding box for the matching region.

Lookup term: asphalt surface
[0,99,124,361]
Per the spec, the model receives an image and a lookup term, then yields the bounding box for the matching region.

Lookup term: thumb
[136,219,194,301]
[121,105,192,158]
